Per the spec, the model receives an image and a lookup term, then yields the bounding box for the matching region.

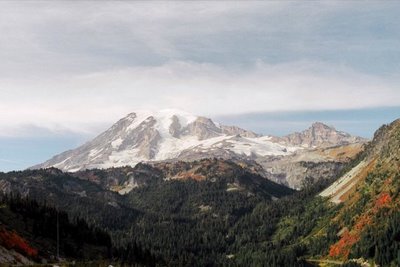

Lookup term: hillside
[211,118,400,266]
[0,159,296,265]
[237,118,400,266]
[0,168,145,238]
[73,158,293,197]
[0,194,112,265]
[316,119,400,265]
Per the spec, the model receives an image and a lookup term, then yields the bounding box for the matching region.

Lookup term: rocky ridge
[272,122,367,148]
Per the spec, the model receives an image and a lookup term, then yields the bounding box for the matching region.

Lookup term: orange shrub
[329,229,358,259]
[375,192,392,209]
[354,214,372,232]
[330,192,393,260]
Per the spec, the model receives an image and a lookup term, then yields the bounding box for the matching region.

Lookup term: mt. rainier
[32,109,367,189]
[33,109,301,172]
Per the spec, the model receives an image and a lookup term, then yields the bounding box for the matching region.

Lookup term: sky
[1,1,400,171]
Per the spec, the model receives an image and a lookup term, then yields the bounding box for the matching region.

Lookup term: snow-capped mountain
[32,109,301,172]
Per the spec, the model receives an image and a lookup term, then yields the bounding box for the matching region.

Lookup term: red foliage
[375,192,392,209]
[330,192,393,260]
[329,229,359,259]
[354,214,372,231]
[0,228,38,257]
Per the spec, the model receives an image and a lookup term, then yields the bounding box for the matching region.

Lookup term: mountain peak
[273,122,367,148]
[31,110,367,172]
[121,109,198,129]
[32,109,293,172]
[311,121,334,129]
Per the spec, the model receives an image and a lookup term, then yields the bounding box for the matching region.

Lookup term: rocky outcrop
[169,115,182,138]
[272,122,367,148]
[220,125,260,138]
[181,117,222,140]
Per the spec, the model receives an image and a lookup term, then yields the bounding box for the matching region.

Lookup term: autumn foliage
[374,192,392,209]
[0,228,38,257]
[329,191,393,260]
[329,229,358,258]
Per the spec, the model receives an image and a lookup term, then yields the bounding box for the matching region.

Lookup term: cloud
[0,1,400,137]
[0,2,285,77]
[1,1,399,78]
[1,60,399,137]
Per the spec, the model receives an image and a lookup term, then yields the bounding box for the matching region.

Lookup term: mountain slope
[222,118,400,266]
[1,158,295,266]
[72,158,294,197]
[313,119,400,265]
[0,168,142,231]
[0,194,112,265]
[262,142,365,189]
[320,119,400,204]
[282,118,400,265]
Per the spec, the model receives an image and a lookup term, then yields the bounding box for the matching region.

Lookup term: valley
[2,2,398,266]
[1,113,400,266]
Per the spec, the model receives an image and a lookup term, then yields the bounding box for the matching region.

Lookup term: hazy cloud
[1,1,400,136]
[1,60,399,136]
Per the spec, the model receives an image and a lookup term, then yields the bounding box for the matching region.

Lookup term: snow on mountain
[32,109,301,172]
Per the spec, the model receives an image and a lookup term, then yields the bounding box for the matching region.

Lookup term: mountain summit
[272,122,367,148]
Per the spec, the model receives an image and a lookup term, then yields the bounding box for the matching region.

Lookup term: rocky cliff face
[264,143,365,189]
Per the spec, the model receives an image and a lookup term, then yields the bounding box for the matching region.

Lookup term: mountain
[32,109,298,172]
[5,116,400,266]
[74,158,294,197]
[319,118,400,204]
[2,158,295,229]
[32,110,366,189]
[268,118,400,266]
[220,118,400,266]
[307,119,400,265]
[260,142,365,189]
[272,122,367,148]
[1,158,295,265]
